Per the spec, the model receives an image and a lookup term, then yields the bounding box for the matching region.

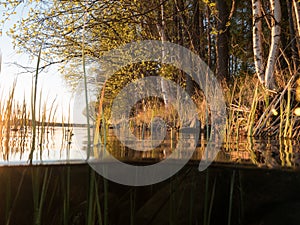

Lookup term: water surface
[2,126,300,170]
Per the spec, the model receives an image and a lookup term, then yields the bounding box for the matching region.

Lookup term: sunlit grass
[222,72,300,140]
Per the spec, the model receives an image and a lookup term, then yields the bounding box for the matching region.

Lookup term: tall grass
[247,82,259,137]
[0,84,33,161]
[223,72,300,141]
[3,80,17,160]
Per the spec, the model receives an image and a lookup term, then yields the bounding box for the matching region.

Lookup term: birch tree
[293,0,300,38]
[157,0,169,106]
[293,0,300,58]
[252,0,265,85]
[252,0,281,89]
[264,0,281,89]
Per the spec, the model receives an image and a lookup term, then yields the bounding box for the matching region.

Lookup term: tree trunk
[206,5,212,68]
[293,0,300,37]
[264,0,281,89]
[216,0,230,83]
[252,0,265,85]
[174,0,194,97]
[157,0,169,106]
[293,0,300,58]
[192,0,205,58]
[286,0,298,71]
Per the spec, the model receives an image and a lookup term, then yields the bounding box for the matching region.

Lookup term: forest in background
[1,0,300,139]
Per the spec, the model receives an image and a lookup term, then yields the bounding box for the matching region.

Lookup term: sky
[0,4,75,123]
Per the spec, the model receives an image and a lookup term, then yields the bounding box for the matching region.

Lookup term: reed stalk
[5,169,26,225]
[39,97,47,160]
[207,177,216,225]
[289,114,294,139]
[247,82,259,137]
[130,189,136,225]
[283,86,291,138]
[203,170,209,225]
[169,178,174,225]
[87,168,96,225]
[284,139,293,167]
[60,110,65,154]
[225,79,237,146]
[62,166,70,225]
[93,81,106,158]
[31,167,51,225]
[235,84,244,141]
[37,90,42,139]
[4,80,17,160]
[82,8,91,160]
[103,173,109,225]
[5,169,11,224]
[20,97,28,156]
[29,45,42,163]
[46,97,57,134]
[227,170,236,225]
[188,176,195,225]
[66,103,72,160]
[94,176,103,225]
[237,171,244,224]
[279,95,284,138]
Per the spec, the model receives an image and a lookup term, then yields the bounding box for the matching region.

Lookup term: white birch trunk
[157,0,169,106]
[265,0,281,89]
[293,0,300,38]
[252,0,265,85]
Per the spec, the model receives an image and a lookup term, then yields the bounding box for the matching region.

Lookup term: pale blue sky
[0,4,74,122]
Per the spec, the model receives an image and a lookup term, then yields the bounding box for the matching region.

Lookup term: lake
[1,126,300,225]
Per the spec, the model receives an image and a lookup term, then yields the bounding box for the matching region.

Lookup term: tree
[252,0,281,89]
[264,0,281,89]
[286,0,298,71]
[293,0,300,38]
[215,0,231,84]
[252,0,265,85]
[1,0,295,92]
[293,0,300,61]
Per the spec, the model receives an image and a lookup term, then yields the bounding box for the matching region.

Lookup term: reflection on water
[219,137,300,169]
[1,126,300,169]
[100,130,300,169]
[0,126,86,164]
